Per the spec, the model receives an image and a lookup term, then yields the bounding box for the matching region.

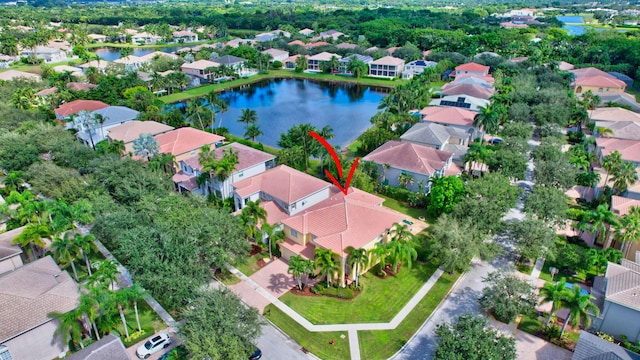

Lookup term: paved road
[257,321,316,360]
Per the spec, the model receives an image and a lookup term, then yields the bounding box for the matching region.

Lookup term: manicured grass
[376,193,429,220]
[4,58,80,74]
[518,313,542,335]
[112,299,166,346]
[358,271,459,360]
[264,305,350,360]
[278,262,438,324]
[234,248,270,277]
[159,70,402,103]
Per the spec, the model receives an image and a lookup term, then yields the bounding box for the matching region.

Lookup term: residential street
[257,321,316,360]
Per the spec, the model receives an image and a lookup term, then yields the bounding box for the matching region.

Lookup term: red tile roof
[288,40,306,46]
[597,137,640,163]
[107,120,174,144]
[35,87,58,96]
[54,100,109,117]
[281,188,404,255]
[232,165,330,204]
[453,73,495,84]
[182,142,275,172]
[455,62,490,73]
[440,83,495,99]
[570,67,615,79]
[66,82,98,92]
[362,140,455,176]
[574,76,626,89]
[419,106,477,127]
[154,127,225,157]
[611,195,640,216]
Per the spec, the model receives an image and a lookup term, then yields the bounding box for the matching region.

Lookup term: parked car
[136,333,171,359]
[249,348,262,360]
[489,138,502,145]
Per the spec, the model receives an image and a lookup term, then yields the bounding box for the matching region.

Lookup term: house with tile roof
[225,38,256,48]
[232,165,332,216]
[212,55,248,72]
[448,75,494,88]
[572,331,640,360]
[419,106,482,139]
[261,48,289,63]
[107,120,174,155]
[454,62,490,78]
[154,127,225,163]
[402,59,437,79]
[0,226,24,275]
[66,334,131,360]
[595,121,640,141]
[570,67,616,79]
[283,55,308,70]
[591,107,640,124]
[0,70,41,82]
[362,140,462,193]
[590,259,640,342]
[574,76,626,94]
[368,56,405,79]
[87,33,107,43]
[430,94,490,112]
[307,52,341,71]
[400,122,469,163]
[73,106,140,147]
[131,32,162,45]
[54,100,109,120]
[0,256,81,360]
[440,83,495,100]
[138,51,179,63]
[180,59,219,80]
[595,138,640,200]
[20,46,67,63]
[610,196,640,260]
[77,59,111,74]
[173,30,198,43]
[598,93,640,113]
[114,55,146,72]
[319,29,345,41]
[173,142,276,198]
[337,54,373,75]
[299,28,314,37]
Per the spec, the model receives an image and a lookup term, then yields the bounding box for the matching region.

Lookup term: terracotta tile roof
[455,62,490,73]
[78,60,110,70]
[140,51,178,62]
[570,67,616,79]
[280,239,315,260]
[181,142,274,173]
[611,195,640,216]
[181,59,218,70]
[0,70,41,82]
[604,261,640,311]
[453,73,495,84]
[597,138,640,163]
[55,100,108,117]
[35,87,58,96]
[113,55,145,65]
[440,83,495,99]
[172,171,199,191]
[308,41,330,48]
[308,52,340,61]
[370,56,405,66]
[288,40,306,46]
[107,120,174,144]
[232,165,330,203]
[557,61,574,71]
[597,121,640,140]
[419,106,477,127]
[173,30,197,37]
[282,188,404,255]
[66,82,98,92]
[362,140,454,176]
[155,127,224,157]
[66,334,130,360]
[262,200,291,225]
[591,107,640,123]
[575,75,626,89]
[566,185,595,202]
[0,256,80,342]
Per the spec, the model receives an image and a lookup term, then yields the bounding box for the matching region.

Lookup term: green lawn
[112,300,166,346]
[234,248,270,277]
[518,314,542,335]
[4,58,80,74]
[359,271,459,359]
[159,70,402,103]
[278,262,438,324]
[264,306,350,360]
[376,193,429,220]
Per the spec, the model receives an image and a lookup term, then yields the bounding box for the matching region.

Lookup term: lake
[556,15,626,35]
[93,47,183,61]
[176,78,387,148]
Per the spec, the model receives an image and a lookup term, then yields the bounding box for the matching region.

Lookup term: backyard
[279,261,438,324]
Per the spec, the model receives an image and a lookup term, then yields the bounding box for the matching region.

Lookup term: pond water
[93,46,183,61]
[557,15,626,35]
[174,78,387,148]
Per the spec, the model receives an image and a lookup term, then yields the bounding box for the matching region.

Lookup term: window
[290,228,298,237]
[291,202,297,210]
[244,198,249,205]
[238,171,244,178]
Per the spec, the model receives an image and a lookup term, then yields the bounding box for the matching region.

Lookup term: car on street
[249,348,262,360]
[136,333,171,359]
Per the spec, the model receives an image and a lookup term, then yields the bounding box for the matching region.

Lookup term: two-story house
[337,54,373,75]
[595,137,640,199]
[173,30,198,43]
[131,32,163,45]
[454,62,490,78]
[154,127,225,163]
[400,122,470,163]
[368,56,405,79]
[73,106,140,148]
[570,67,626,94]
[173,142,276,198]
[440,83,495,100]
[419,106,482,140]
[362,140,462,193]
[106,120,174,156]
[54,100,109,121]
[307,52,341,72]
[180,60,219,80]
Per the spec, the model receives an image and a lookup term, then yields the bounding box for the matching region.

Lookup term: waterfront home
[261,48,289,63]
[402,59,437,79]
[131,32,162,45]
[368,56,405,79]
[180,59,219,80]
[107,120,174,155]
[154,127,225,163]
[283,54,308,70]
[307,52,341,72]
[337,54,373,74]
[173,30,198,43]
[78,59,111,74]
[429,94,490,112]
[113,55,146,72]
[87,33,108,43]
[20,46,67,63]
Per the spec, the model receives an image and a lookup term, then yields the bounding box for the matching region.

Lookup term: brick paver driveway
[228,258,296,313]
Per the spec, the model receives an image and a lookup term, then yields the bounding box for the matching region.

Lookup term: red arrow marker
[309,131,360,195]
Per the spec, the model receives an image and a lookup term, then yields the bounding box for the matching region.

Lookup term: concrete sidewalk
[224,263,444,360]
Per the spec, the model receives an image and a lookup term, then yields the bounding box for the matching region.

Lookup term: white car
[136,333,171,359]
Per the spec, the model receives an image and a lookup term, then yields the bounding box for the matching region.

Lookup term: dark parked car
[249,348,262,360]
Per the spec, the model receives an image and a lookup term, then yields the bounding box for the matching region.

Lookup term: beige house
[368,56,405,79]
[0,256,80,360]
[307,52,341,71]
[107,120,174,155]
[154,127,225,163]
[131,32,162,45]
[454,62,490,78]
[180,60,219,80]
[611,196,640,259]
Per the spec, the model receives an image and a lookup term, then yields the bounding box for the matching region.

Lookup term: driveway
[126,330,178,360]
[228,258,296,313]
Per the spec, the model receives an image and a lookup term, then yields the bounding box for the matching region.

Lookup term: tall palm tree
[616,206,640,258]
[387,238,417,274]
[122,284,146,333]
[214,148,239,199]
[186,98,210,130]
[295,55,308,72]
[287,255,307,290]
[346,247,368,287]
[539,278,569,326]
[474,104,500,141]
[205,91,229,129]
[90,260,120,291]
[238,108,258,132]
[112,289,131,339]
[78,293,101,341]
[314,248,340,287]
[581,90,601,131]
[244,123,263,142]
[577,203,620,248]
[2,170,25,193]
[602,151,622,186]
[612,160,638,195]
[560,286,600,338]
[261,222,285,259]
[52,232,81,281]
[398,172,414,189]
[76,233,96,276]
[372,241,390,276]
[328,56,340,73]
[348,58,368,78]
[241,200,267,241]
[50,308,85,350]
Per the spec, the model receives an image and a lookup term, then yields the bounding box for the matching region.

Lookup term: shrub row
[310,283,355,299]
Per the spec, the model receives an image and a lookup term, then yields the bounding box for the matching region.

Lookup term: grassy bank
[159,70,401,104]
[85,41,217,49]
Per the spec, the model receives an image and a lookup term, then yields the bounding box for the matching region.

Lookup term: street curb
[388,267,468,360]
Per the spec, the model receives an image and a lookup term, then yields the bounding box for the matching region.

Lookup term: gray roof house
[74,106,140,147]
[430,95,490,112]
[400,122,469,163]
[213,55,247,69]
[0,256,81,360]
[598,93,640,113]
[337,54,373,75]
[590,259,640,342]
[608,72,635,89]
[66,334,131,360]
[572,331,640,360]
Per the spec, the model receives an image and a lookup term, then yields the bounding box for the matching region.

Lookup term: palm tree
[50,308,85,350]
[78,293,101,341]
[287,255,306,290]
[328,56,340,73]
[76,233,96,276]
[73,110,99,150]
[52,232,81,281]
[186,98,207,130]
[398,172,414,189]
[474,104,500,141]
[13,223,50,261]
[346,247,368,287]
[112,289,131,339]
[261,222,285,259]
[616,206,640,258]
[215,148,239,199]
[132,133,160,161]
[611,160,638,195]
[205,91,229,129]
[387,238,417,274]
[602,151,622,186]
[122,284,146,333]
[539,278,569,326]
[581,90,601,131]
[560,286,600,338]
[241,200,267,241]
[244,123,263,142]
[372,241,390,276]
[90,260,120,291]
[238,108,258,132]
[594,126,614,138]
[2,170,25,193]
[295,55,308,72]
[348,58,368,78]
[577,203,620,248]
[314,248,340,287]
